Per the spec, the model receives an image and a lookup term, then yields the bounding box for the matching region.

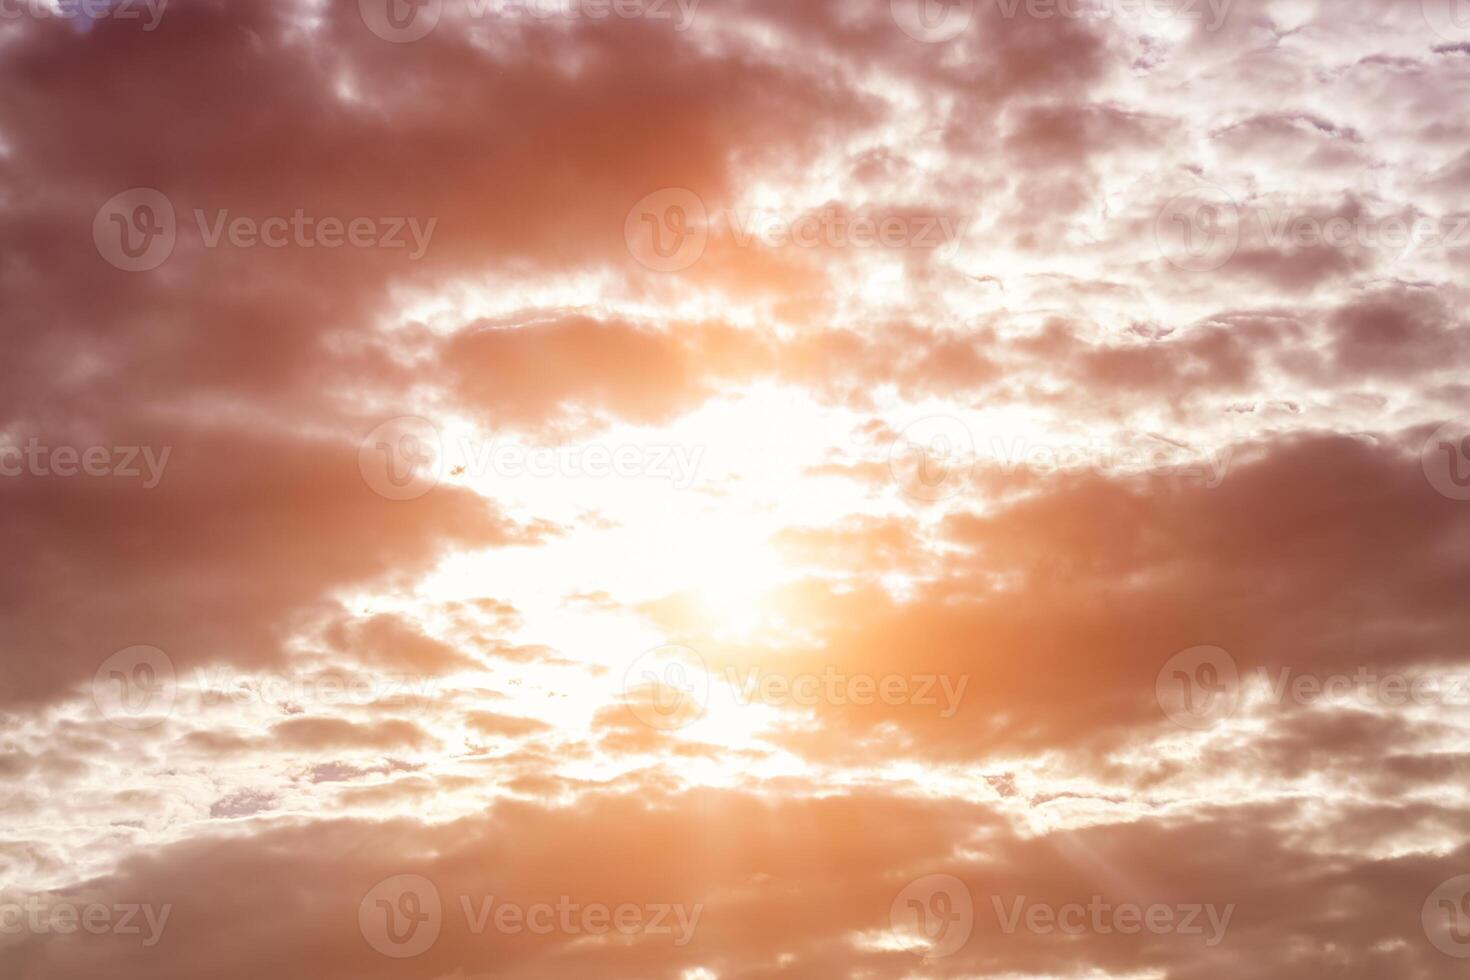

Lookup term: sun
[675,517,790,641]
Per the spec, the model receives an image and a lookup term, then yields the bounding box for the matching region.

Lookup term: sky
[3,0,1470,977]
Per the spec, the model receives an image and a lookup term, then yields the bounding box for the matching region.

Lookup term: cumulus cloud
[3,0,1469,976]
